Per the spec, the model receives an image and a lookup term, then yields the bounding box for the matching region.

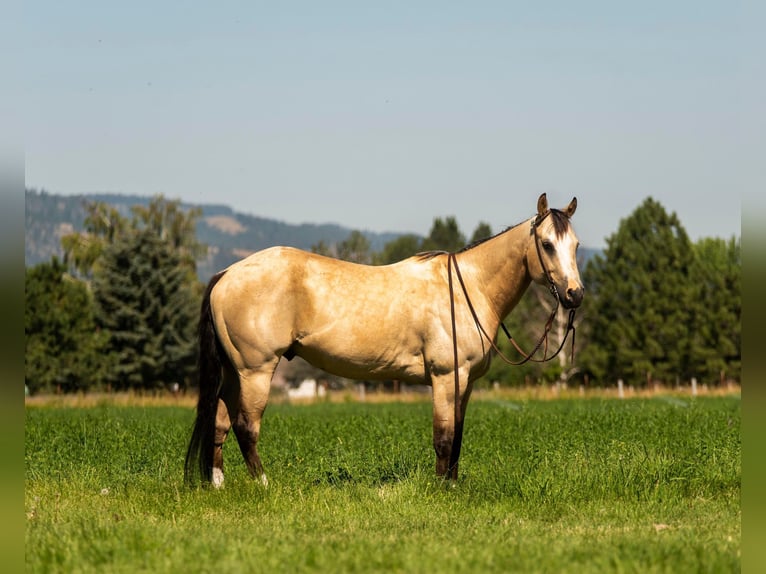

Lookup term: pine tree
[337,230,372,263]
[421,216,466,252]
[579,197,697,385]
[688,237,741,383]
[93,231,198,391]
[469,222,493,245]
[62,195,205,282]
[25,258,107,393]
[373,234,422,265]
[311,240,334,257]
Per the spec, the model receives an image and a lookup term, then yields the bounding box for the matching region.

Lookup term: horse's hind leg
[223,364,275,486]
[212,398,231,488]
[210,364,238,488]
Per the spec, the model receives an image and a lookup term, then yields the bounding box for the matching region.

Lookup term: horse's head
[527,193,584,309]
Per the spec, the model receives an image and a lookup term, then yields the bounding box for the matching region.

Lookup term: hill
[25,189,404,281]
[25,189,601,281]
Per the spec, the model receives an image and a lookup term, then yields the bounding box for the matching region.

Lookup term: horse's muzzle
[562,285,584,309]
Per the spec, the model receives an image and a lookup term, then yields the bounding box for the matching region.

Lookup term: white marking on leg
[260,473,269,488]
[212,467,224,489]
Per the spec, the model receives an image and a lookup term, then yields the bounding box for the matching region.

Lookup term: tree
[469,222,493,245]
[421,216,466,252]
[61,202,129,279]
[688,236,741,383]
[62,195,205,281]
[337,230,371,264]
[373,234,422,265]
[93,231,199,391]
[311,240,334,257]
[578,197,698,385]
[311,231,372,263]
[130,196,206,277]
[25,258,107,394]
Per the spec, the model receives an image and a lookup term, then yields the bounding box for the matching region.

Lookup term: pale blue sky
[25,1,761,247]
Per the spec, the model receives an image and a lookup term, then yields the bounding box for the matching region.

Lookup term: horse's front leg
[431,372,473,480]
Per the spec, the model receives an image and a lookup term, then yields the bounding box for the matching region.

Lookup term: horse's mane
[458,224,516,253]
[414,225,515,261]
[414,250,447,261]
[414,209,570,262]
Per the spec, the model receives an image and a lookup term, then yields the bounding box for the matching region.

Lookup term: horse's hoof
[212,468,224,489]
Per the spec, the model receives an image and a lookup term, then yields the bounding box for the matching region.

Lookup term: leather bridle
[448,210,577,369]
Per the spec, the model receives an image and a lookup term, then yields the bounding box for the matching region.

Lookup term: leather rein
[444,210,577,476]
[447,210,577,369]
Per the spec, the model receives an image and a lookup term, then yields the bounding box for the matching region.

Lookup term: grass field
[25,395,740,573]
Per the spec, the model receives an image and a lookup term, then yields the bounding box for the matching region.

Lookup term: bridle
[447,210,577,369]
[510,209,578,365]
[445,210,578,476]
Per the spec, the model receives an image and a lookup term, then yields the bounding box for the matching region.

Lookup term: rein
[444,212,577,476]
[451,251,577,367]
[444,212,577,477]
[448,251,577,374]
[447,213,577,368]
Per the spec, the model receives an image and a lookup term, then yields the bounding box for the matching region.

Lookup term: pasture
[25,395,740,572]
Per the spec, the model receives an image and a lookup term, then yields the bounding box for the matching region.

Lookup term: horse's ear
[564,197,577,218]
[536,193,549,217]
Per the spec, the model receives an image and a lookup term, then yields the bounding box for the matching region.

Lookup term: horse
[185,193,584,487]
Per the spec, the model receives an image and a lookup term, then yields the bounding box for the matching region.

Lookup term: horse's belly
[295,345,426,384]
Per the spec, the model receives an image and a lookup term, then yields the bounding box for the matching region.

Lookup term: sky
[25,1,762,248]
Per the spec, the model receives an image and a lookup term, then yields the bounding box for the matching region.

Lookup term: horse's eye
[542,241,554,253]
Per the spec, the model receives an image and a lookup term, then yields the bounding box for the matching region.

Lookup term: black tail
[185,270,228,485]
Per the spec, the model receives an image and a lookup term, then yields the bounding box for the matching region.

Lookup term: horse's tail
[185,270,228,485]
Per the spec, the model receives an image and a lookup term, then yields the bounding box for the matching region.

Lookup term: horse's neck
[457,220,533,324]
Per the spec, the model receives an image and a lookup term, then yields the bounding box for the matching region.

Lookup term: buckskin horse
[185,193,583,486]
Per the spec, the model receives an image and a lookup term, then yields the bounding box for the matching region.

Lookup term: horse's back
[208,246,444,379]
[221,245,440,298]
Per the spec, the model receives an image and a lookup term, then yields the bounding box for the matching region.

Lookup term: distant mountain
[25,189,405,281]
[25,189,602,281]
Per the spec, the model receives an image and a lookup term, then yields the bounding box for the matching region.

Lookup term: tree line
[24,195,740,394]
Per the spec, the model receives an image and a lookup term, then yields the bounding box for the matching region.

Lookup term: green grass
[25,397,740,573]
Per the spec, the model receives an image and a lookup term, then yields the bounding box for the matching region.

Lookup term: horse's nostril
[567,286,584,303]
